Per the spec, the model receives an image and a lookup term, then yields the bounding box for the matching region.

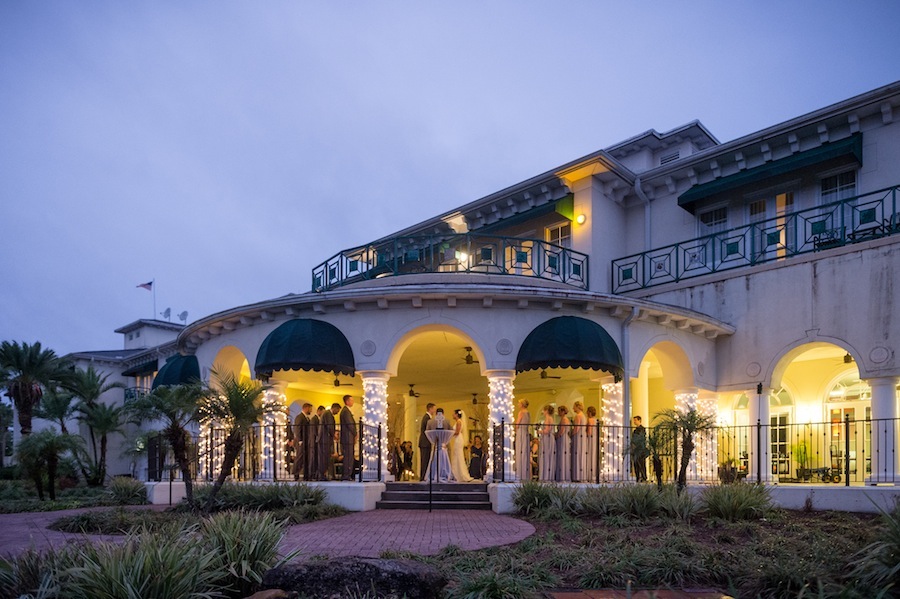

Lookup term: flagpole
[152,279,156,319]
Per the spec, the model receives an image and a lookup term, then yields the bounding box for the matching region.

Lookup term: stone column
[601,380,624,481]
[696,391,719,482]
[866,376,899,485]
[360,371,390,482]
[748,386,772,483]
[485,370,516,482]
[674,389,699,481]
[259,389,289,481]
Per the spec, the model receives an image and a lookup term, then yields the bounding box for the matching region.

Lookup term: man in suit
[307,403,320,480]
[418,403,436,480]
[293,403,312,480]
[339,395,357,481]
[317,405,336,480]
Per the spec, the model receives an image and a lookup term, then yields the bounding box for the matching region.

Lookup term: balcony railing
[612,184,900,292]
[312,232,589,292]
[124,387,150,405]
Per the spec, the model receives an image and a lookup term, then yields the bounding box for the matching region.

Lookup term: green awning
[122,360,158,377]
[255,319,355,378]
[516,316,623,381]
[679,133,863,210]
[151,354,200,389]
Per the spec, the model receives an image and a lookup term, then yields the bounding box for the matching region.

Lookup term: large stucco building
[41,80,900,492]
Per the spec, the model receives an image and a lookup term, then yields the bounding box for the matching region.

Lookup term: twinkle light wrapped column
[361,371,390,482]
[696,393,718,482]
[486,370,516,481]
[601,381,623,480]
[260,390,289,480]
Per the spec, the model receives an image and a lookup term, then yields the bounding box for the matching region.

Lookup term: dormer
[114,319,184,350]
[606,121,719,174]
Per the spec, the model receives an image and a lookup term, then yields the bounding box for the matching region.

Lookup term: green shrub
[579,485,616,517]
[189,482,325,512]
[0,465,21,480]
[273,502,348,524]
[200,510,296,598]
[658,485,700,522]
[701,482,773,521]
[512,480,556,516]
[0,480,27,501]
[611,483,660,519]
[848,499,900,594]
[105,477,147,506]
[49,508,192,535]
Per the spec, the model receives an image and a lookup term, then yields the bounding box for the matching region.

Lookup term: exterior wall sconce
[575,214,587,225]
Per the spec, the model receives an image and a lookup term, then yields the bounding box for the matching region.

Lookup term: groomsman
[293,403,312,480]
[317,405,336,480]
[307,404,320,480]
[339,395,357,480]
[418,403,436,480]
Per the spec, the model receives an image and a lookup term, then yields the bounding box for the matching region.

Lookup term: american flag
[137,281,153,291]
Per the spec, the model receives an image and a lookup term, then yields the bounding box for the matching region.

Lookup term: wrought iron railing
[123,387,150,404]
[494,417,899,485]
[612,184,900,292]
[312,232,589,292]
[147,420,382,483]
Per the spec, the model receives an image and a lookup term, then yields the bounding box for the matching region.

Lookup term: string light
[260,390,288,480]
[488,374,515,481]
[674,391,700,480]
[696,394,718,482]
[362,376,389,481]
[601,382,623,480]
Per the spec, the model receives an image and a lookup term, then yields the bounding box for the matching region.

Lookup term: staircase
[376,481,492,510]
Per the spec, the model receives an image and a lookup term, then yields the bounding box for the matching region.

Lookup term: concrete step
[378,481,492,510]
[375,500,493,510]
[381,490,490,502]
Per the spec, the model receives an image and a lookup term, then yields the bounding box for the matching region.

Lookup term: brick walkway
[279,509,535,558]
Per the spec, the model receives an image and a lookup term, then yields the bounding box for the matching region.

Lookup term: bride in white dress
[449,409,474,482]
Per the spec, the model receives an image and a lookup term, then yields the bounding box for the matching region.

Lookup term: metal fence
[612,184,900,292]
[492,417,900,485]
[312,232,589,292]
[146,419,383,483]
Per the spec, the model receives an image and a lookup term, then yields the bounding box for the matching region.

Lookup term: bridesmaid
[514,399,532,481]
[538,405,557,481]
[585,405,599,483]
[571,401,587,482]
[555,405,572,482]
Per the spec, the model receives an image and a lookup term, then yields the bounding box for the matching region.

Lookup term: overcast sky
[2,1,899,357]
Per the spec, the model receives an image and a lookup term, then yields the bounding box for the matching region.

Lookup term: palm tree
[69,365,124,483]
[647,423,673,490]
[0,341,73,436]
[652,407,718,493]
[77,402,124,486]
[198,370,271,512]
[16,429,84,500]
[34,387,77,434]
[0,401,13,468]
[127,383,203,506]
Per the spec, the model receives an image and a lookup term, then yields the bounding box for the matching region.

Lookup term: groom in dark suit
[418,403,436,480]
[339,395,357,481]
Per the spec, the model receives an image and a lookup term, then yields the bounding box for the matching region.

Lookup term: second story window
[820,170,856,204]
[698,206,728,236]
[545,222,572,248]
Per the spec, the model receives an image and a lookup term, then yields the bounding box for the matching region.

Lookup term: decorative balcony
[612,184,900,292]
[312,233,589,292]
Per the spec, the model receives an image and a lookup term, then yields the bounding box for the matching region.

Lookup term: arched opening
[211,346,252,383]
[632,340,694,424]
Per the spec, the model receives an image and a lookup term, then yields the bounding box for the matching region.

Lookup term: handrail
[612,184,900,292]
[312,232,589,292]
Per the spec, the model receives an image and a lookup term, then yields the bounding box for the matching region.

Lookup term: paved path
[280,509,535,559]
[0,507,535,561]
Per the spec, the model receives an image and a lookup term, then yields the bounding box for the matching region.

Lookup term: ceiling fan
[408,384,422,398]
[540,369,562,379]
[327,376,353,387]
[459,346,479,366]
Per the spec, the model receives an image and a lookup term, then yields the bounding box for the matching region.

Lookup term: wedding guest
[339,395,357,480]
[571,401,587,482]
[585,405,599,483]
[630,415,649,482]
[555,405,572,482]
[468,435,486,480]
[317,404,336,480]
[538,405,556,481]
[514,399,531,481]
[418,403,436,480]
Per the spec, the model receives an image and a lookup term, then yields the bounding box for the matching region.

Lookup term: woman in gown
[571,401,587,482]
[538,405,556,481]
[514,399,531,481]
[449,409,474,482]
[555,405,572,482]
[585,406,599,483]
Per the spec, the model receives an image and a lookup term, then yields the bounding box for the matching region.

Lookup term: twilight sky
[1,1,899,357]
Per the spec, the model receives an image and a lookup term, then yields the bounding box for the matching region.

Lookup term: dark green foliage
[105,476,147,505]
[187,481,326,512]
[701,482,773,521]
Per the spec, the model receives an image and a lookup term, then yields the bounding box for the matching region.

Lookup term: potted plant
[792,441,810,481]
[718,457,739,483]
